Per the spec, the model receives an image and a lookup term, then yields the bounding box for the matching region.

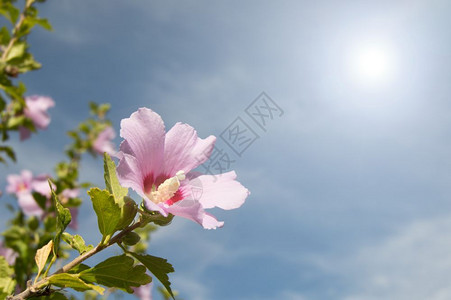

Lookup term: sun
[349,43,396,86]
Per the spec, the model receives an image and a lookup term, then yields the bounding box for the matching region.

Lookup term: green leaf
[5,42,26,62]
[35,18,52,31]
[51,182,72,254]
[0,3,20,24]
[0,256,16,298]
[79,255,151,293]
[0,146,16,162]
[129,252,175,299]
[46,273,104,295]
[2,225,28,259]
[0,26,10,45]
[103,153,128,207]
[6,115,25,129]
[67,263,91,275]
[88,188,121,242]
[32,192,47,210]
[89,102,98,115]
[62,233,94,255]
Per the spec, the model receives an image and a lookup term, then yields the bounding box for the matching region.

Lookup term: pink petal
[17,193,44,217]
[119,108,165,179]
[201,212,225,229]
[6,170,33,194]
[117,153,144,192]
[165,200,224,229]
[193,171,249,210]
[68,207,78,230]
[133,281,153,300]
[24,96,55,129]
[0,241,17,266]
[22,170,33,182]
[164,122,216,176]
[93,126,116,156]
[26,95,54,110]
[32,175,53,198]
[61,188,79,199]
[6,174,22,194]
[118,153,165,215]
[19,127,31,141]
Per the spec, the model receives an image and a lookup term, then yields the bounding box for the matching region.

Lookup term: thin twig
[8,219,146,300]
[1,0,34,62]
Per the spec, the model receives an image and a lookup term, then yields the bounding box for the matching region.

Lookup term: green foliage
[67,264,91,275]
[51,183,72,255]
[0,145,16,163]
[103,153,128,206]
[88,188,121,243]
[0,2,20,24]
[129,252,175,299]
[115,197,138,230]
[0,256,16,298]
[32,191,47,210]
[5,41,26,61]
[61,233,94,255]
[46,273,104,295]
[0,0,54,158]
[0,0,188,297]
[2,225,28,261]
[89,102,110,119]
[79,255,152,293]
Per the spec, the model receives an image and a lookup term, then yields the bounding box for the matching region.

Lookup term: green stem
[8,220,146,300]
[42,254,56,279]
[0,0,35,62]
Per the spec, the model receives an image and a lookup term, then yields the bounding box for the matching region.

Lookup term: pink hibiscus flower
[116,108,249,229]
[93,126,116,156]
[19,95,55,140]
[6,170,52,217]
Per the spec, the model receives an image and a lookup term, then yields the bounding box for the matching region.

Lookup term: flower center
[147,171,185,204]
[17,183,28,192]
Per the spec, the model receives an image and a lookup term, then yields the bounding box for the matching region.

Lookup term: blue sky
[2,0,451,299]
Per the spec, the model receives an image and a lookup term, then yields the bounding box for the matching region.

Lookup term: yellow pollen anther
[149,170,185,204]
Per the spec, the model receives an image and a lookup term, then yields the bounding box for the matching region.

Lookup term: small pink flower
[133,282,152,300]
[61,188,79,199]
[0,241,17,266]
[6,170,33,195]
[19,95,55,140]
[117,108,249,229]
[93,126,116,156]
[6,170,53,217]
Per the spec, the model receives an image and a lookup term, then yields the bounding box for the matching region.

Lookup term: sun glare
[349,43,396,87]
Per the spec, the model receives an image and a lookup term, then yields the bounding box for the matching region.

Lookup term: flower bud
[122,231,141,245]
[152,213,174,226]
[28,216,39,231]
[115,196,137,230]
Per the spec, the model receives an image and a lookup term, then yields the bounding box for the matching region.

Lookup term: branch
[0,0,35,62]
[8,220,145,300]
